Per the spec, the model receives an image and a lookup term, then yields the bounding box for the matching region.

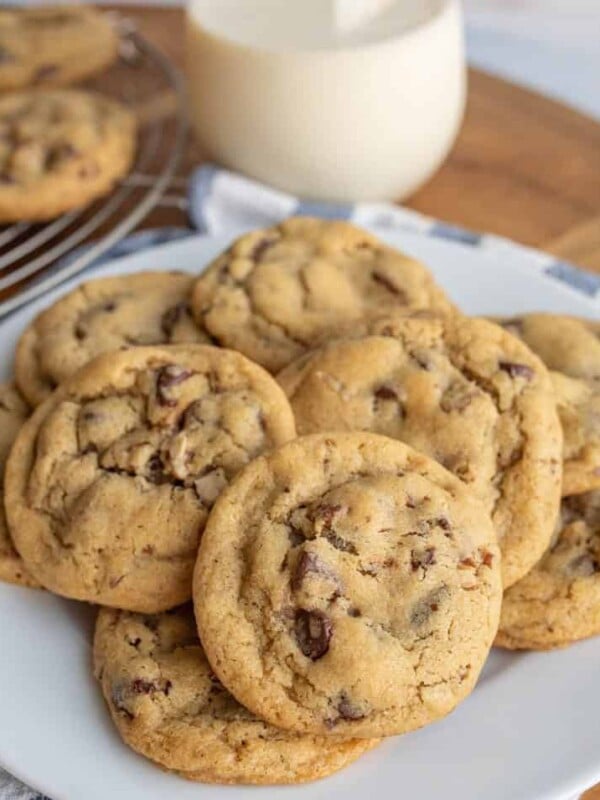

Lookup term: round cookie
[16,272,207,407]
[0,384,38,589]
[498,314,600,495]
[0,6,119,91]
[277,315,563,588]
[497,490,600,650]
[0,89,136,223]
[190,217,455,373]
[195,433,502,738]
[5,345,296,612]
[94,607,379,785]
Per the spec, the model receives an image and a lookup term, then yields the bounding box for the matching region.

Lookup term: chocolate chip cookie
[190,217,455,373]
[0,89,136,223]
[0,6,119,91]
[498,314,600,495]
[277,315,563,588]
[16,272,207,407]
[195,433,502,738]
[497,490,600,650]
[0,384,38,589]
[5,345,296,612]
[94,606,378,785]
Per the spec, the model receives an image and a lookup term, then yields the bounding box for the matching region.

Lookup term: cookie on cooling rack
[0,6,119,91]
[94,606,378,785]
[0,89,136,223]
[15,272,208,407]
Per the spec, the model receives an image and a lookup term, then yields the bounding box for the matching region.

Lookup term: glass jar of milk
[186,0,466,202]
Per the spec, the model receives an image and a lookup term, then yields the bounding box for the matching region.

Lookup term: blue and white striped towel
[1,164,598,800]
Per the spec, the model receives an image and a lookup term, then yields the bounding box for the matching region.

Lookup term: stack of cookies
[1,216,598,786]
[0,6,136,222]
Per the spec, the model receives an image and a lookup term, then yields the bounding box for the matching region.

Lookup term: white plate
[0,230,598,800]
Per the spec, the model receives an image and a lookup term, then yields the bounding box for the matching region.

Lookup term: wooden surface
[113,5,600,275]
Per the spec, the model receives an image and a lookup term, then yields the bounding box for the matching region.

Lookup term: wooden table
[116,5,600,276]
[121,5,600,797]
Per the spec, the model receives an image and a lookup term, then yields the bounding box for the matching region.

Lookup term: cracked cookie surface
[497,490,600,650]
[498,314,600,495]
[94,606,378,785]
[5,345,296,611]
[195,433,502,738]
[16,271,207,407]
[190,217,455,373]
[277,315,563,587]
[0,89,136,223]
[0,5,118,91]
[0,383,38,588]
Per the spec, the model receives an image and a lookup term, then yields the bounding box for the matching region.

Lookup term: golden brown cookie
[195,433,502,738]
[497,490,600,650]
[498,314,600,495]
[190,217,455,373]
[0,89,136,223]
[0,383,38,588]
[277,314,563,587]
[6,345,295,612]
[94,606,379,785]
[16,272,207,407]
[0,6,119,91]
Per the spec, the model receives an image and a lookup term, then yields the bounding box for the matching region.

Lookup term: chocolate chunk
[251,236,278,261]
[131,678,156,695]
[374,385,398,401]
[481,550,494,568]
[126,636,141,649]
[347,607,361,618]
[46,142,79,169]
[161,302,189,338]
[294,609,332,660]
[371,271,408,302]
[288,526,305,547]
[411,547,436,571]
[0,173,16,185]
[146,453,169,485]
[410,586,449,627]
[499,361,534,381]
[34,63,59,82]
[337,692,365,721]
[156,365,192,407]
[324,530,357,554]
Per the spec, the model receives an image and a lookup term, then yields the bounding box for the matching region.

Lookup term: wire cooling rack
[0,18,187,318]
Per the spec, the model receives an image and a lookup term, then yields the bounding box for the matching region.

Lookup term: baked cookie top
[190,217,455,373]
[94,606,378,785]
[5,345,296,612]
[16,272,207,407]
[0,89,136,223]
[0,384,38,589]
[497,490,600,650]
[195,433,502,738]
[499,314,600,495]
[277,314,563,588]
[0,6,118,91]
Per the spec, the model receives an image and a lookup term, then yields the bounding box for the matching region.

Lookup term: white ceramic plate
[0,230,598,800]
